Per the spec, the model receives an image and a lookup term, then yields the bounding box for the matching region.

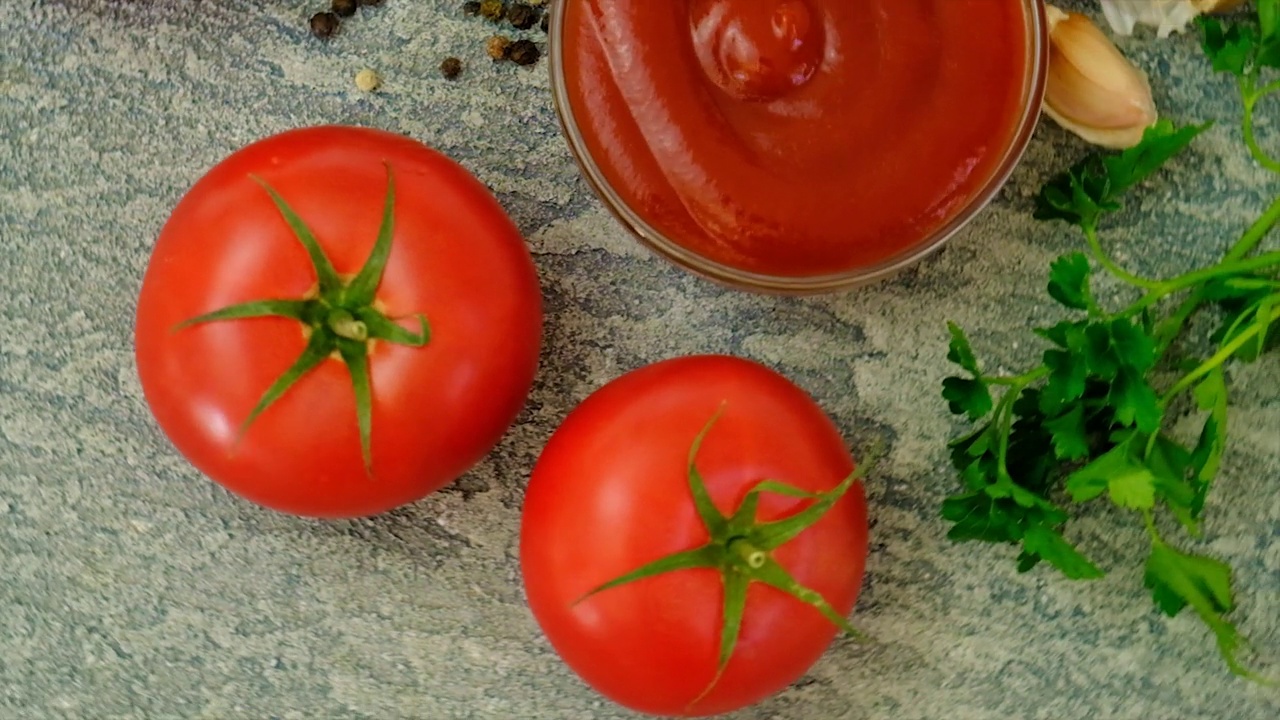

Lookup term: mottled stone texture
[1,1,1278,718]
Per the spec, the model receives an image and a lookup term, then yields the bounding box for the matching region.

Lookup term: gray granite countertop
[2,1,1278,718]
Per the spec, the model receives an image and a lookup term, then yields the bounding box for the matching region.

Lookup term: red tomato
[520,355,868,716]
[135,125,542,518]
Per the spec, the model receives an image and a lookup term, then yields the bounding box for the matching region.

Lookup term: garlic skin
[1043,4,1158,149]
[1099,0,1247,38]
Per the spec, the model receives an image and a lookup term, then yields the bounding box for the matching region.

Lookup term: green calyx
[173,164,430,471]
[575,407,866,708]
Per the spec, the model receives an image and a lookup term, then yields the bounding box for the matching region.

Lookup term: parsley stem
[1241,93,1280,174]
[1217,295,1269,351]
[1168,251,1280,290]
[981,367,1050,386]
[1083,224,1161,290]
[1142,509,1160,542]
[1162,304,1280,402]
[989,367,1049,481]
[1138,194,1280,351]
[1224,193,1280,262]
[1154,288,1208,357]
[1120,249,1280,321]
[994,392,1019,480]
[1144,426,1163,461]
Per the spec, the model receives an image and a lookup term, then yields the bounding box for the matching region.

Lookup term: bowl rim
[547,0,1051,295]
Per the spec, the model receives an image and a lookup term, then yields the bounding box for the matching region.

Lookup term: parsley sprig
[1199,0,1280,173]
[941,2,1279,681]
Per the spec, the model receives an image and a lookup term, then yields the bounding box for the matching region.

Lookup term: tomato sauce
[561,0,1036,277]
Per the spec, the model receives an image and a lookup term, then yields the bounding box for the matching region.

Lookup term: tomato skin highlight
[520,355,868,716]
[134,126,543,518]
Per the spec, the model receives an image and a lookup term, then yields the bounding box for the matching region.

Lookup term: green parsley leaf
[1015,550,1042,573]
[1065,434,1157,510]
[1033,160,1107,229]
[1191,368,1229,492]
[1147,434,1202,535]
[959,457,996,493]
[1102,120,1212,197]
[1043,405,1090,461]
[1037,122,1210,230]
[1109,465,1158,510]
[1035,319,1086,350]
[1261,41,1280,70]
[1048,253,1092,310]
[1041,349,1087,415]
[946,321,982,375]
[985,475,1056,512]
[1200,6,1280,73]
[943,377,993,421]
[1145,541,1233,616]
[1083,323,1121,380]
[1108,318,1158,374]
[1193,366,1227,413]
[1108,366,1163,433]
[941,491,1020,544]
[1022,523,1105,580]
[1189,414,1224,494]
[1036,181,1075,220]
[943,488,1100,580]
[948,424,993,470]
[1254,41,1274,69]
[1143,541,1262,681]
[1199,16,1258,76]
[997,389,1059,496]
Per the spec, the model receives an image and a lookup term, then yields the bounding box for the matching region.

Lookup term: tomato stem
[328,308,369,341]
[729,537,767,569]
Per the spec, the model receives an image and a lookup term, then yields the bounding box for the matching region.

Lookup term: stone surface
[1,1,1278,718]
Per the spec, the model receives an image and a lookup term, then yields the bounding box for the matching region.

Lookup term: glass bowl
[547,0,1050,295]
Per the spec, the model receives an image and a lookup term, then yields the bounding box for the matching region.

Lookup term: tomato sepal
[251,175,344,295]
[172,298,312,327]
[239,328,333,438]
[573,546,725,602]
[171,164,431,475]
[340,162,398,307]
[357,306,431,346]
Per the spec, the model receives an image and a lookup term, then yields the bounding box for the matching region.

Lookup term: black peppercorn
[332,0,358,17]
[440,57,463,80]
[462,1,482,15]
[310,11,340,39]
[506,3,539,30]
[507,39,540,66]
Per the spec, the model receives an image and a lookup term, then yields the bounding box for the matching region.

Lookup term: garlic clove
[1042,4,1158,149]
